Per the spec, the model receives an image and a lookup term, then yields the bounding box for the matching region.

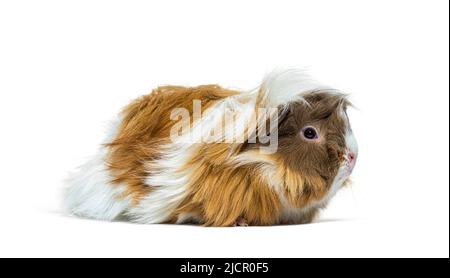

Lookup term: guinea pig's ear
[335,94,355,117]
[277,103,302,137]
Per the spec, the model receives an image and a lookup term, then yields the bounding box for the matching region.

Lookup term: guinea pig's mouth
[343,163,355,178]
[346,163,355,175]
[338,159,356,184]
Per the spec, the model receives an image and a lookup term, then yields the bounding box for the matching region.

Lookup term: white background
[0,0,448,258]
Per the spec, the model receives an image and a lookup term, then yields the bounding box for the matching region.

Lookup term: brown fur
[171,162,282,226]
[106,85,237,203]
[273,92,350,208]
[106,85,350,226]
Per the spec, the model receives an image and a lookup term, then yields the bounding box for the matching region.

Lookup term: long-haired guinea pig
[65,69,358,226]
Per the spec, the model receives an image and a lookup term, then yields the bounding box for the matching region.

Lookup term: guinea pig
[65,69,358,226]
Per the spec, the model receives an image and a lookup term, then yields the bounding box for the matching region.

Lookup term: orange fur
[106,85,237,203]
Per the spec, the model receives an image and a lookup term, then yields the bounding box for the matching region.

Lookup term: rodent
[65,69,358,226]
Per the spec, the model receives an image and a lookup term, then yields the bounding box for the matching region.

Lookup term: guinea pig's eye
[301,126,319,141]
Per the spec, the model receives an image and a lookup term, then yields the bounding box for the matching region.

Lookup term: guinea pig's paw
[233,217,249,227]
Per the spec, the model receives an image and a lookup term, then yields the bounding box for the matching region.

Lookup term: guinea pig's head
[275,90,358,200]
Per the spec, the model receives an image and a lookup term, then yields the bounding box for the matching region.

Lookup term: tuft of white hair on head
[258,68,330,108]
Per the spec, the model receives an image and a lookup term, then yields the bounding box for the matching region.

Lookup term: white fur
[259,69,329,107]
[126,102,229,223]
[345,130,359,157]
[64,117,131,220]
[126,142,194,223]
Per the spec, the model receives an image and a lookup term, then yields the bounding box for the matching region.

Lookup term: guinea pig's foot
[233,217,248,227]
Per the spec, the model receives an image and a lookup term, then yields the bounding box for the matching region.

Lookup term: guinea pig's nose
[348,152,356,163]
